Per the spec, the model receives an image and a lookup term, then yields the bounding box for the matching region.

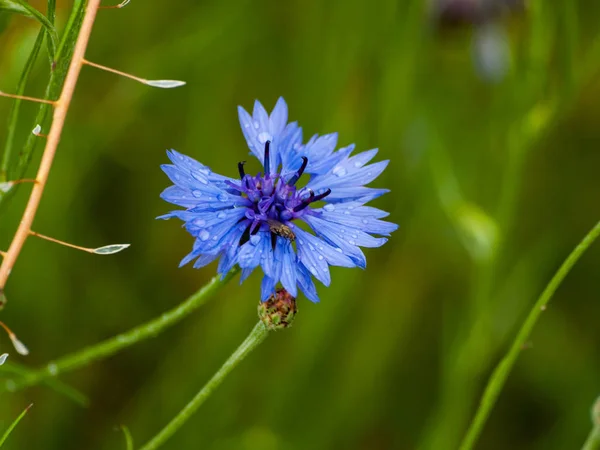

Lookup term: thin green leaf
[46,0,56,64]
[0,29,45,182]
[0,0,86,208]
[0,0,57,60]
[120,425,134,450]
[0,361,88,406]
[0,403,32,447]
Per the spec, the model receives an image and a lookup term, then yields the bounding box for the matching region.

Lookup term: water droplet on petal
[354,161,363,168]
[253,121,260,129]
[293,143,300,150]
[332,166,347,177]
[258,132,272,144]
[192,190,202,198]
[318,255,324,260]
[324,204,335,212]
[218,193,228,202]
[199,230,210,241]
[344,211,350,215]
[348,240,356,245]
[194,219,206,226]
[217,212,226,219]
[244,122,250,128]
[362,219,368,224]
[250,234,261,245]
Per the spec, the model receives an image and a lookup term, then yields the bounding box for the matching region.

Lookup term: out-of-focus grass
[0,1,600,449]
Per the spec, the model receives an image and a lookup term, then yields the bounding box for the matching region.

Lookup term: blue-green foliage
[0,1,599,449]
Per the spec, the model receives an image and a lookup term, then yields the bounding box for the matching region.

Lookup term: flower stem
[459,219,600,450]
[582,427,600,450]
[139,321,270,450]
[582,397,600,450]
[1,269,239,394]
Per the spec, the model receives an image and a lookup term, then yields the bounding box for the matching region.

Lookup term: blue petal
[325,187,390,203]
[312,203,398,236]
[166,150,238,187]
[238,232,270,272]
[275,240,297,297]
[309,159,390,192]
[261,276,276,301]
[303,214,367,268]
[292,226,355,286]
[238,98,290,173]
[159,186,201,208]
[297,264,320,303]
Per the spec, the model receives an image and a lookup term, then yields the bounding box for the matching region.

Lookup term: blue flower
[159,97,397,302]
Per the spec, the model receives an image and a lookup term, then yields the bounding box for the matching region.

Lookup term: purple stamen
[293,188,332,212]
[238,161,246,179]
[264,141,271,175]
[287,157,308,186]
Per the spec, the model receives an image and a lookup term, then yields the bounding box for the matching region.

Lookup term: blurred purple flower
[159,98,397,302]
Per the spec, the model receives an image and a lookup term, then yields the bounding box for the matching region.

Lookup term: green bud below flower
[258,289,297,330]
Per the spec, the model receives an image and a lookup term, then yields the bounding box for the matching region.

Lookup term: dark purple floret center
[233,141,331,247]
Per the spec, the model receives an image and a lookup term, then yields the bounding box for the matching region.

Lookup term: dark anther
[270,232,277,251]
[312,188,332,202]
[238,161,246,179]
[264,141,271,175]
[287,157,308,186]
[238,224,252,247]
[293,188,332,212]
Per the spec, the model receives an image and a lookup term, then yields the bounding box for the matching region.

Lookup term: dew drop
[250,234,261,245]
[244,122,250,128]
[318,255,324,261]
[258,132,272,144]
[217,212,226,219]
[194,219,206,227]
[335,248,343,253]
[293,143,301,150]
[332,166,347,177]
[362,219,368,224]
[253,121,260,129]
[352,234,358,239]
[218,193,228,202]
[199,230,210,241]
[344,211,350,215]
[324,204,335,212]
[354,161,363,168]
[192,190,202,198]
[348,240,356,245]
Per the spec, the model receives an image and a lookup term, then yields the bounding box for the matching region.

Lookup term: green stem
[459,219,600,450]
[139,321,270,450]
[1,269,238,394]
[582,427,600,450]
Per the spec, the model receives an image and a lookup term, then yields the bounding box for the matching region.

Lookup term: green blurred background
[1,0,600,449]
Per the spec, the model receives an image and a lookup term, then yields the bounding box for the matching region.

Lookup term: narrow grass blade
[120,425,134,450]
[0,29,45,183]
[0,361,88,406]
[0,403,32,447]
[0,0,57,59]
[0,0,86,208]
